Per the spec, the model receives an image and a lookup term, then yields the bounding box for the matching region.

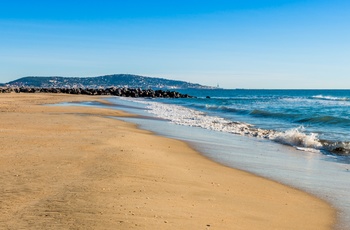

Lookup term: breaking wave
[312,95,350,101]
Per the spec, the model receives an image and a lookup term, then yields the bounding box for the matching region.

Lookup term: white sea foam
[270,127,322,149]
[312,95,349,101]
[139,100,323,153]
[295,147,321,153]
[144,101,253,134]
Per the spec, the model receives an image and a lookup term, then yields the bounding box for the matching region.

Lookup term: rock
[0,86,194,98]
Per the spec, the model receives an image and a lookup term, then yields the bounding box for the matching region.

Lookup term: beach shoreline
[0,93,336,229]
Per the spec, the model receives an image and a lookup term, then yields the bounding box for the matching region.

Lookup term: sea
[63,89,350,229]
[145,89,350,157]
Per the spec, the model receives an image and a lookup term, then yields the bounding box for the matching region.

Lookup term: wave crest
[312,95,350,101]
[271,127,322,149]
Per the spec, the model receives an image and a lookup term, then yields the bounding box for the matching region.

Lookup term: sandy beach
[0,93,335,229]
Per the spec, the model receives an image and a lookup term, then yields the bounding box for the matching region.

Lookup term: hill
[6,74,213,89]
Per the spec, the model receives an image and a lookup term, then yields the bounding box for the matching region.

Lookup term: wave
[321,140,350,156]
[297,116,350,126]
[248,109,349,127]
[140,100,350,156]
[250,109,301,120]
[186,103,249,115]
[312,95,350,101]
[204,105,248,114]
[271,127,322,149]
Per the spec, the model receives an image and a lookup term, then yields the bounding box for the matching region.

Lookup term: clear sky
[0,0,349,89]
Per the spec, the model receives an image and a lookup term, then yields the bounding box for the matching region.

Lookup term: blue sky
[0,0,349,89]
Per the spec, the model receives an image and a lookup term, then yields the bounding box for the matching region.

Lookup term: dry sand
[0,93,335,229]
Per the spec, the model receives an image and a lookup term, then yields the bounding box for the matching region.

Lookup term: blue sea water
[149,89,350,158]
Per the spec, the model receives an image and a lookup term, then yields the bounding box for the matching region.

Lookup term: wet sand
[0,93,335,229]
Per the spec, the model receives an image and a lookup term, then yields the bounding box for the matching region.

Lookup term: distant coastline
[4,74,218,90]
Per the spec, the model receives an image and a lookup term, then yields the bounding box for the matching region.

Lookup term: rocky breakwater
[0,87,194,98]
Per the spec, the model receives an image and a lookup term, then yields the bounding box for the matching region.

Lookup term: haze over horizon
[1,0,349,89]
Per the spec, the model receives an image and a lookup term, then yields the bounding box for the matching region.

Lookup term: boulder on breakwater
[0,87,194,98]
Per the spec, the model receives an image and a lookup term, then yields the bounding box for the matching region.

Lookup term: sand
[0,93,336,229]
